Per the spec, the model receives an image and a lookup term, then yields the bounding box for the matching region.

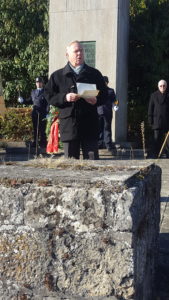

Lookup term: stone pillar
[49,0,129,142]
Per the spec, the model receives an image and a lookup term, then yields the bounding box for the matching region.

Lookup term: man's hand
[85,97,97,105]
[66,93,79,102]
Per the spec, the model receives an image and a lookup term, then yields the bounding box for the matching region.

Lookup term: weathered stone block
[0,187,24,225]
[0,160,161,300]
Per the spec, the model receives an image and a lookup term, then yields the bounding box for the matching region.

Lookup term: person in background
[44,40,107,159]
[18,77,48,147]
[97,76,116,154]
[148,79,169,158]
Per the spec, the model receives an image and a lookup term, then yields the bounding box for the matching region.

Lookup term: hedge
[0,107,33,141]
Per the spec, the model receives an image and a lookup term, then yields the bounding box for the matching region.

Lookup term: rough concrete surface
[0,156,161,300]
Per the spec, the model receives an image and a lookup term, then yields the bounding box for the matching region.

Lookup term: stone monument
[49,0,130,142]
[0,160,161,299]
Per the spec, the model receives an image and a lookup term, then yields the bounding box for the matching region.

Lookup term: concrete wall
[49,0,129,142]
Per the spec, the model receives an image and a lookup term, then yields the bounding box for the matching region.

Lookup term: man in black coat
[148,79,169,157]
[97,76,116,152]
[44,40,107,159]
[18,77,48,147]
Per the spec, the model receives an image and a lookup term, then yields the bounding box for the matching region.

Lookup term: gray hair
[66,40,83,53]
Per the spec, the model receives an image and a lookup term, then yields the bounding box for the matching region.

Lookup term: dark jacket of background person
[97,76,116,151]
[97,87,116,116]
[44,63,108,142]
[148,90,169,131]
[26,88,48,114]
[23,86,48,146]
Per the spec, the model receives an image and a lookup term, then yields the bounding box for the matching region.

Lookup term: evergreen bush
[0,107,33,141]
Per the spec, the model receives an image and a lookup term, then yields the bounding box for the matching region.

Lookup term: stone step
[3,141,146,158]
[99,148,146,159]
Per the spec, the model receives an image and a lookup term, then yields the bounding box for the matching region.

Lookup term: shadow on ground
[156,233,169,299]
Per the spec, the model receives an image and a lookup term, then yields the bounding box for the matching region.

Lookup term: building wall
[49,0,129,142]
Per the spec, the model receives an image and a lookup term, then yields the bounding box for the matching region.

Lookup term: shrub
[0,107,33,141]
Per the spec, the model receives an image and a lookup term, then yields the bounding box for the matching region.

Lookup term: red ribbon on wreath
[46,116,59,154]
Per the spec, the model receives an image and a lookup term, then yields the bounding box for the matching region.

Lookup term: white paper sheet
[76,82,99,98]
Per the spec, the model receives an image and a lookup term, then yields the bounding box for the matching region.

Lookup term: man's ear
[66,52,69,60]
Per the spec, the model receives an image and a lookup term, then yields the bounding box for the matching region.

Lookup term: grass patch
[26,155,135,172]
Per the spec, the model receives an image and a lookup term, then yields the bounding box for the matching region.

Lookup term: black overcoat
[148,90,169,131]
[44,63,107,142]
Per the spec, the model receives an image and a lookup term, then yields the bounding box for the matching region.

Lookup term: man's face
[36,81,43,89]
[67,42,84,67]
[158,80,167,94]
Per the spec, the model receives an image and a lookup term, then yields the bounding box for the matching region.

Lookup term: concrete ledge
[0,160,161,299]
